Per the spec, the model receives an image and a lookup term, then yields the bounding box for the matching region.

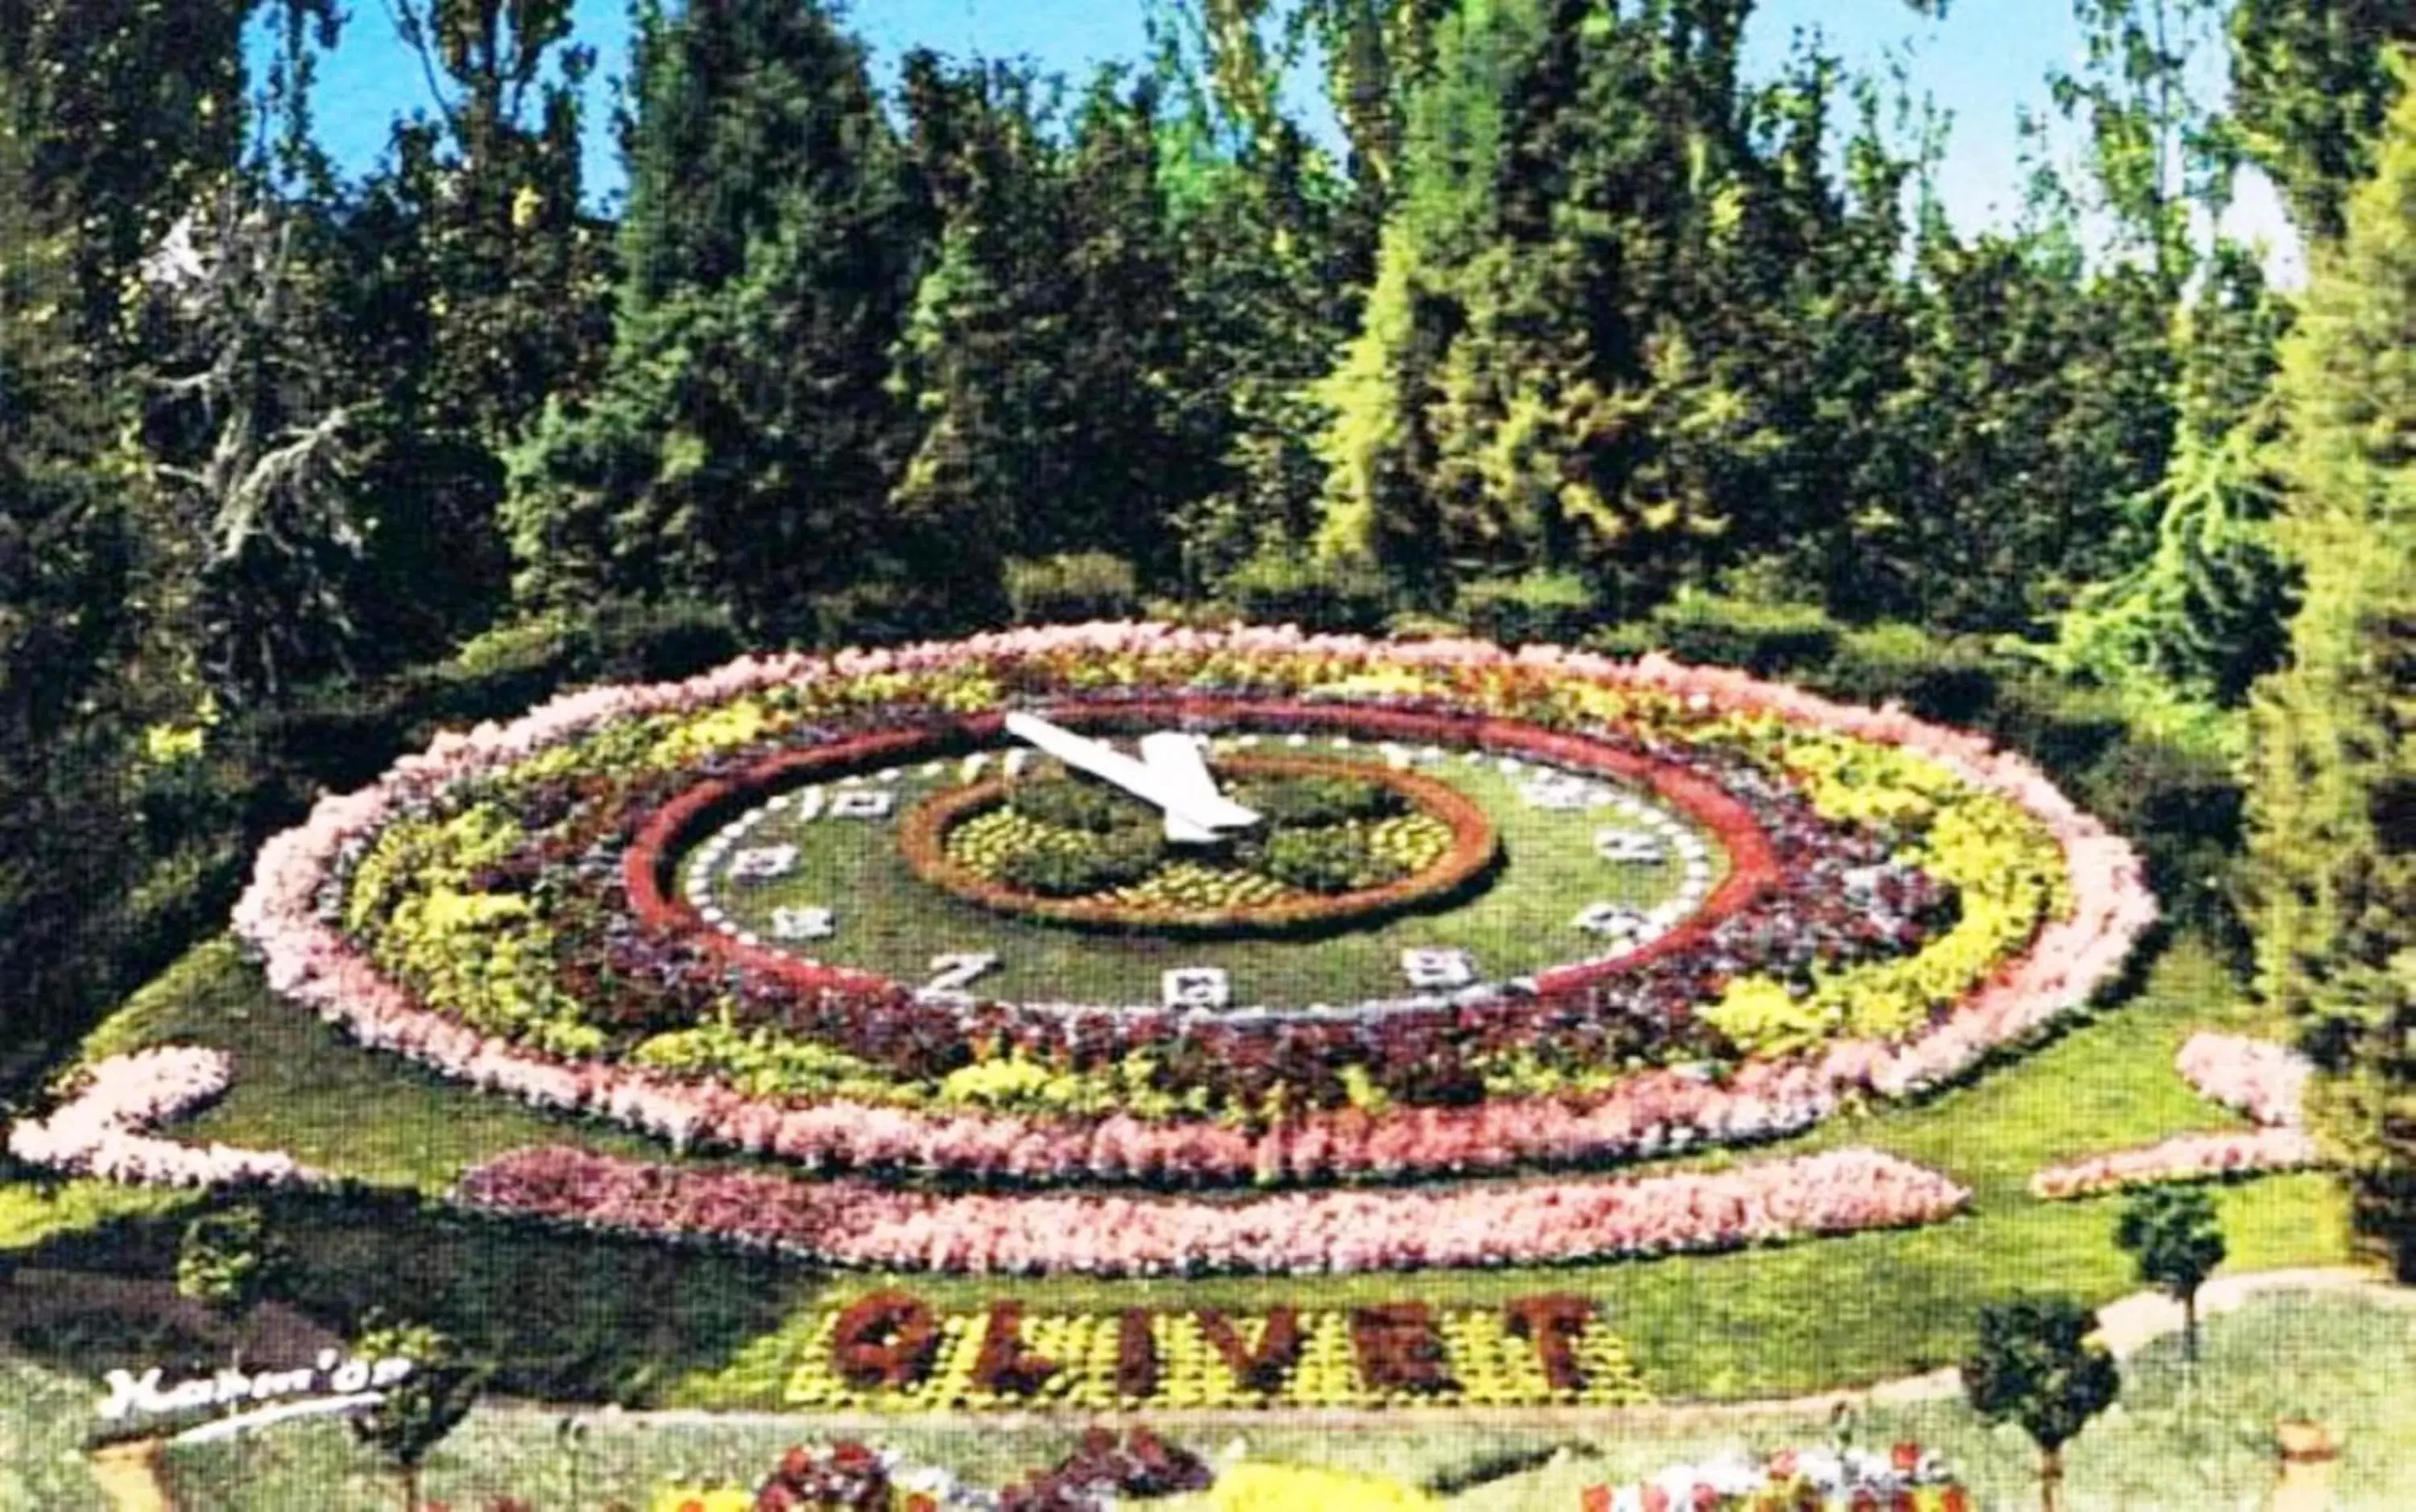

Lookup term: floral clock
[229,623,2157,1288]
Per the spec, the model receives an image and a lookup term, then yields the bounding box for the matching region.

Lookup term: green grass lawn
[0,1351,110,1509]
[0,920,2354,1419]
[121,1288,2416,1510]
[699,743,1715,1007]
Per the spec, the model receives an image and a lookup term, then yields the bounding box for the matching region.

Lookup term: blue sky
[279,0,2301,282]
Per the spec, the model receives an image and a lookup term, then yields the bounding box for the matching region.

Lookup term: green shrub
[1454,569,1602,647]
[995,832,1164,896]
[1224,548,1394,634]
[1826,622,2003,725]
[1260,827,1407,894]
[1006,552,1143,625]
[1625,590,1840,675]
[1232,775,1408,828]
[1007,773,1156,833]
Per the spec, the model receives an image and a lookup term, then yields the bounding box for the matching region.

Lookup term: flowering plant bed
[1581,1440,1973,1511]
[238,627,2147,1171]
[2030,1032,2324,1200]
[895,754,1503,937]
[453,1143,1968,1276]
[6,1047,321,1190]
[763,1291,1654,1410]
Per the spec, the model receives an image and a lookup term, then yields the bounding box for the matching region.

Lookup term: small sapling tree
[348,1318,486,1512]
[1962,1297,2121,1512]
[2115,1184,2228,1361]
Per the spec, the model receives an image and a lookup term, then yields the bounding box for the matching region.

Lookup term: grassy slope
[0,1351,111,1509]
[0,920,2352,1415]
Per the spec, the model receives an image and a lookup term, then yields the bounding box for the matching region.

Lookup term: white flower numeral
[1162,967,1231,1010]
[1595,827,1666,864]
[727,845,798,881]
[1520,775,1595,812]
[828,790,894,820]
[1573,901,1646,939]
[769,906,836,940]
[921,952,999,998]
[1400,948,1477,990]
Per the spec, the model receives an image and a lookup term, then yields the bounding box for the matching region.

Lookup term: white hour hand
[1002,713,1260,842]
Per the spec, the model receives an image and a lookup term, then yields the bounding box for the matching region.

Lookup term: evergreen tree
[1313,0,1839,614]
[1962,1298,2121,1512]
[2229,0,2414,242]
[885,58,1196,605]
[0,59,149,1058]
[2244,52,2416,1280]
[503,0,919,643]
[340,0,615,651]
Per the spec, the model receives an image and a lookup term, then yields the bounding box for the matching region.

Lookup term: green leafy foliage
[2230,0,2415,241]
[2244,56,2416,1280]
[503,0,922,644]
[348,1318,488,1510]
[1229,774,1406,828]
[1962,1297,2120,1509]
[1007,771,1160,834]
[1257,825,1408,895]
[2114,1186,2225,1358]
[1006,552,1144,625]
[174,1203,288,1318]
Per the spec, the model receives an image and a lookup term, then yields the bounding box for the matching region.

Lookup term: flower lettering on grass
[780,1295,1654,1411]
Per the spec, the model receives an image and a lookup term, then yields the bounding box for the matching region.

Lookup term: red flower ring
[620,697,1783,1014]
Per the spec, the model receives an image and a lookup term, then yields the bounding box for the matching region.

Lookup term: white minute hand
[1002,712,1260,843]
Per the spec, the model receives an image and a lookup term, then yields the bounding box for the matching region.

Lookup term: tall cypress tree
[2244,52,2416,1279]
[503,0,918,642]
[1311,0,1770,611]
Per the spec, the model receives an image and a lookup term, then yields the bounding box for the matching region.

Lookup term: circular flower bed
[896,754,1502,936]
[235,623,2157,1189]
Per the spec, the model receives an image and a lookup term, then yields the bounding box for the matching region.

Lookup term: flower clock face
[668,709,1745,1014]
[237,623,2157,1302]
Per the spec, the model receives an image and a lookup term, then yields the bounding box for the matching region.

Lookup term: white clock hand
[1001,712,1260,842]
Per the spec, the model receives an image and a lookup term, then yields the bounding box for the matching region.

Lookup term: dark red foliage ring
[622,698,1781,1007]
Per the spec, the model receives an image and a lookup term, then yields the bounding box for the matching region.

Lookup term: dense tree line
[1,0,2410,1261]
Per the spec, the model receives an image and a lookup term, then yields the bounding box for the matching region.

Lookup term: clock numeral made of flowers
[1161,967,1231,1010]
[1400,948,1478,991]
[1573,901,1653,941]
[1520,772,1615,812]
[770,906,837,941]
[1594,826,1668,865]
[826,789,895,820]
[920,952,1000,999]
[727,844,800,881]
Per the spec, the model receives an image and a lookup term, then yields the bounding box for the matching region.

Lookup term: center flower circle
[897,752,1502,936]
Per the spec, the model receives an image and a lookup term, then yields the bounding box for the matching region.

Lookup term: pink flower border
[2030,1032,2321,1199]
[455,1143,1969,1276]
[234,624,2158,1182]
[6,1046,322,1189]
